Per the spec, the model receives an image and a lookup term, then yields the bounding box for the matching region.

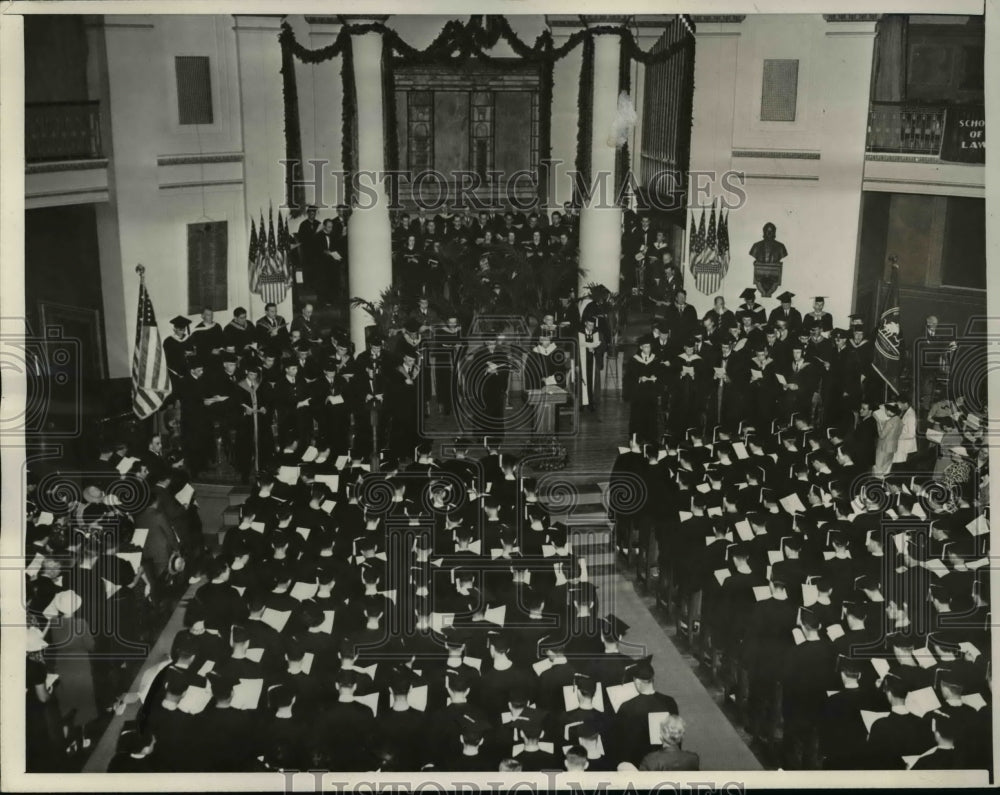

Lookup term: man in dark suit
[663,289,700,343]
[312,218,345,299]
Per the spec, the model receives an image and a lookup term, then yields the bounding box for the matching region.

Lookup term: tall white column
[347,30,393,352]
[578,28,625,295]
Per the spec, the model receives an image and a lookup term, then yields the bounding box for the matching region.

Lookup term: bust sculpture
[749,223,788,264]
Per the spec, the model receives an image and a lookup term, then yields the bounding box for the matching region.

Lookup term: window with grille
[175,56,214,126]
[408,91,434,172]
[760,59,799,122]
[187,221,228,313]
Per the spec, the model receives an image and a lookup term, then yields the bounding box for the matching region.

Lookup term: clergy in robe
[524,327,569,432]
[577,317,607,412]
[386,343,423,459]
[624,335,662,444]
[463,335,509,437]
[434,313,463,416]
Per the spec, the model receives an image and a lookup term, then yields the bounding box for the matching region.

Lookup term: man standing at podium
[525,326,568,433]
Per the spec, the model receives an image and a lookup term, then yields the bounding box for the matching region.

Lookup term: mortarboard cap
[574,719,601,740]
[627,657,655,681]
[776,291,794,303]
[798,606,821,630]
[935,666,970,693]
[170,315,192,328]
[832,328,848,339]
[837,655,865,677]
[813,296,826,302]
[599,613,630,640]
[740,288,757,300]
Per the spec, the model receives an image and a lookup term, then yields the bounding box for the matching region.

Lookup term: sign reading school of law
[939,104,985,165]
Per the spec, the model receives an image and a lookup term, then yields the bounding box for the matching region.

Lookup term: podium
[526,385,570,435]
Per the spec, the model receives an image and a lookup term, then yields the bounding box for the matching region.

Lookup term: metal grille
[175,56,214,126]
[760,59,799,122]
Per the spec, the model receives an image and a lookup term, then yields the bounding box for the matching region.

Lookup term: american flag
[131,273,171,419]
[251,207,291,305]
[718,207,730,263]
[690,199,730,297]
[689,211,702,262]
[248,218,260,294]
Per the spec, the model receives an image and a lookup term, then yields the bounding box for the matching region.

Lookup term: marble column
[346,28,393,352]
[578,24,626,296]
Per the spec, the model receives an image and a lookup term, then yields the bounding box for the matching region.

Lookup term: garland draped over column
[341,34,357,208]
[279,30,305,216]
[574,35,595,205]
[277,15,696,212]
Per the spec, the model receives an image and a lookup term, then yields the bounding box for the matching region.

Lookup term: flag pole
[134,264,157,436]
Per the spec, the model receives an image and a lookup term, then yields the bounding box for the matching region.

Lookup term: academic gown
[624,353,662,443]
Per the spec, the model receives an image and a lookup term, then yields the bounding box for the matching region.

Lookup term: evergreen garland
[277,16,696,211]
[341,34,357,208]
[574,35,595,205]
[279,27,305,217]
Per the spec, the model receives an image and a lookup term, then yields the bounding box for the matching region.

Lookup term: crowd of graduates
[21,199,993,776]
[611,292,992,770]
[25,427,705,773]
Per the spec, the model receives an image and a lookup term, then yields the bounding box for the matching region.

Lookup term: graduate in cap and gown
[768,291,802,336]
[801,297,834,336]
[735,288,767,329]
[163,316,194,379]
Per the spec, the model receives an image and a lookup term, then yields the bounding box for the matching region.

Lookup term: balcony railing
[866,102,946,156]
[25,101,103,163]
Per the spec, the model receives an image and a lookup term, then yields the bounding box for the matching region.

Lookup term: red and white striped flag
[132,274,171,419]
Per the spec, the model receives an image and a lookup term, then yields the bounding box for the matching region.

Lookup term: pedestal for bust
[753,260,784,298]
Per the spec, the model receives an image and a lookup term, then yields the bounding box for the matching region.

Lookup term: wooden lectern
[526,385,569,435]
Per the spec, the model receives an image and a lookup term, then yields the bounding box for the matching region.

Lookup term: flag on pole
[248,219,260,294]
[690,199,729,296]
[251,207,291,305]
[873,261,902,395]
[131,270,171,419]
[718,208,730,266]
[688,212,700,262]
